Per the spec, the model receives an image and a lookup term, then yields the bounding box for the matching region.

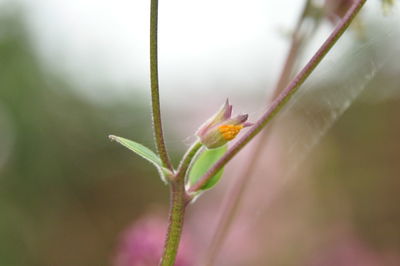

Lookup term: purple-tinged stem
[201,1,315,264]
[188,0,367,193]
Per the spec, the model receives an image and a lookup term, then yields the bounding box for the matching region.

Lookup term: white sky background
[9,0,397,109]
[17,0,303,104]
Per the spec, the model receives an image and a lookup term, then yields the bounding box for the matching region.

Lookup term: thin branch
[188,0,367,193]
[271,0,313,99]
[201,2,314,264]
[176,141,203,182]
[150,0,173,171]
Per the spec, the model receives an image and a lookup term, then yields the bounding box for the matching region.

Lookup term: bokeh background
[0,0,399,265]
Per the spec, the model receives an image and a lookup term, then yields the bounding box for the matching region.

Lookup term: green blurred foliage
[1,3,400,266]
[314,99,400,248]
[0,11,169,266]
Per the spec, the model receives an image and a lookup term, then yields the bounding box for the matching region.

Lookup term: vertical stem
[149,0,193,263]
[150,0,173,170]
[160,141,202,265]
[160,179,187,266]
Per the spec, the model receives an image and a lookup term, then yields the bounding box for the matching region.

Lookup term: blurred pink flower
[114,213,193,266]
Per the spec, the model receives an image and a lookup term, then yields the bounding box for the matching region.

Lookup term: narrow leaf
[188,145,227,191]
[109,135,171,183]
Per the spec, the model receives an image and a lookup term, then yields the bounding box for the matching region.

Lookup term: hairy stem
[150,0,173,170]
[160,179,187,266]
[160,141,202,265]
[188,0,366,193]
[176,141,203,181]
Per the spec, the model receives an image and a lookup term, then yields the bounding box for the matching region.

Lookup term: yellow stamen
[218,124,243,141]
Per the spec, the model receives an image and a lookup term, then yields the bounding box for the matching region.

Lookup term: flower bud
[196,99,252,149]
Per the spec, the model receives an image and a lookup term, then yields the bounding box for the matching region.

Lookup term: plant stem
[160,141,202,265]
[188,0,367,193]
[272,0,313,99]
[150,0,173,171]
[160,179,187,266]
[176,141,203,181]
[149,0,198,263]
[201,2,314,264]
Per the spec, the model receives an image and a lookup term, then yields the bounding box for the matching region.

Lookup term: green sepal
[188,145,227,191]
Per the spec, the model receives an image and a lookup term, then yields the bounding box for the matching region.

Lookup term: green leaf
[109,135,171,183]
[188,145,227,191]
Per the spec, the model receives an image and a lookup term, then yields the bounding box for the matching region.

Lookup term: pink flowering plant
[109,0,395,265]
[196,99,253,149]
